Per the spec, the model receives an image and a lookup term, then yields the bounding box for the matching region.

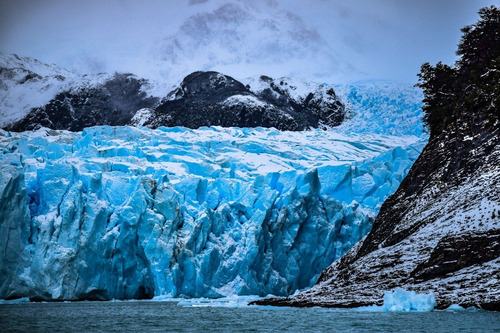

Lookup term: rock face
[1,55,345,132]
[0,54,160,132]
[141,72,345,130]
[254,110,500,310]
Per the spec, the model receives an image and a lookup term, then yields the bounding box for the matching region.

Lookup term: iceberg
[0,126,424,300]
[355,288,437,312]
[445,304,466,311]
[381,288,437,312]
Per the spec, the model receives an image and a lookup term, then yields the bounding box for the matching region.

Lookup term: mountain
[153,1,351,85]
[0,54,160,132]
[6,73,160,132]
[1,54,345,132]
[0,53,76,128]
[140,72,345,130]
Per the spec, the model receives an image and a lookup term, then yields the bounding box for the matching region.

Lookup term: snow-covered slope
[1,55,347,132]
[1,54,424,135]
[146,72,345,130]
[0,126,423,300]
[244,76,345,129]
[1,54,161,132]
[0,54,76,127]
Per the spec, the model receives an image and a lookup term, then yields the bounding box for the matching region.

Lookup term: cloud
[153,2,350,84]
[0,0,496,84]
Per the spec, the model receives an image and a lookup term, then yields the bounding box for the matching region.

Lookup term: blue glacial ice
[356,288,437,312]
[0,124,424,300]
[334,81,424,137]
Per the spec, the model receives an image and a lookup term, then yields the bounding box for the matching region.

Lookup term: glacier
[333,81,425,137]
[0,125,424,300]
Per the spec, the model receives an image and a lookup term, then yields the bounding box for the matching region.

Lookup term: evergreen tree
[417,6,500,136]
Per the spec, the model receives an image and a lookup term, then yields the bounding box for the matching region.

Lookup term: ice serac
[333,81,424,137]
[0,153,31,299]
[0,126,423,300]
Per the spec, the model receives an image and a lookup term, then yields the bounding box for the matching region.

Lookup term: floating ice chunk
[382,288,436,312]
[0,297,30,304]
[358,288,437,312]
[445,304,466,311]
[175,295,262,308]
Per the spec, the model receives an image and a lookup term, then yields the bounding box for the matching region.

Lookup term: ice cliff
[0,126,423,300]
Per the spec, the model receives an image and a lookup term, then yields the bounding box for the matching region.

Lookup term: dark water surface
[1,300,499,332]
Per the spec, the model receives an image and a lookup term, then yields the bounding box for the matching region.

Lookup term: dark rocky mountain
[136,71,345,130]
[5,73,159,132]
[1,54,345,132]
[253,6,500,311]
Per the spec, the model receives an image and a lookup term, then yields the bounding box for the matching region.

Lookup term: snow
[223,95,267,108]
[243,75,341,127]
[153,1,350,87]
[0,125,423,300]
[244,76,324,103]
[0,54,159,129]
[130,108,154,127]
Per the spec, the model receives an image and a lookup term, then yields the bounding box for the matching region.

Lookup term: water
[0,300,499,333]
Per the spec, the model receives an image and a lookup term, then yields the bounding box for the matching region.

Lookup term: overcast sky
[1,0,498,84]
